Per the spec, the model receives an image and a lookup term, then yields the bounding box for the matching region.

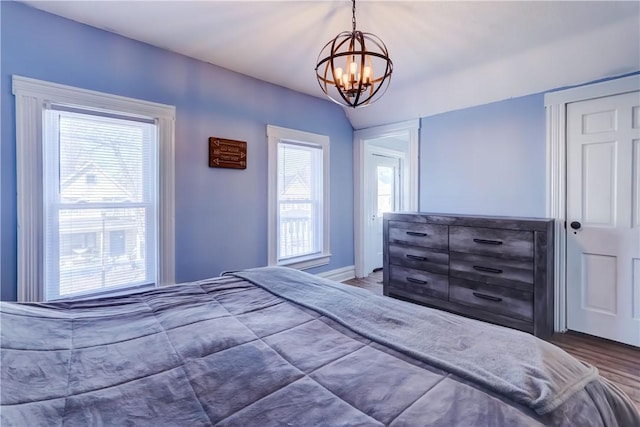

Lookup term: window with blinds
[277,142,322,260]
[43,106,158,300]
[267,125,330,270]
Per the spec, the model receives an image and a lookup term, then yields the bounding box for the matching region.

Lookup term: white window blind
[277,142,322,260]
[267,125,330,270]
[43,106,158,300]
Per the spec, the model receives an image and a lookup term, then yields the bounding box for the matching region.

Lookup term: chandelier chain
[352,0,356,33]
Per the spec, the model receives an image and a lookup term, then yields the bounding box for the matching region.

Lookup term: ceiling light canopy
[315,0,393,108]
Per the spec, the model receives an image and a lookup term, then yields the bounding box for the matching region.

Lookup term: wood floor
[343,271,640,411]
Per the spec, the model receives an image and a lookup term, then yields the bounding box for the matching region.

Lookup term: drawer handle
[406,254,428,261]
[473,265,503,274]
[406,231,428,237]
[472,292,503,302]
[473,238,503,245]
[406,277,428,285]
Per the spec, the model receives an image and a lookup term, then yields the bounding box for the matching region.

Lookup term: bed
[1,266,638,426]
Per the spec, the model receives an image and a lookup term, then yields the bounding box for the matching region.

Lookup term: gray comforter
[1,267,638,426]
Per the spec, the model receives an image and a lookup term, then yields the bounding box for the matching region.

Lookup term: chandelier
[315,0,393,108]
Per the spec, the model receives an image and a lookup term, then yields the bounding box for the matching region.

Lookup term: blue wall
[419,94,546,217]
[3,3,635,302]
[0,2,354,301]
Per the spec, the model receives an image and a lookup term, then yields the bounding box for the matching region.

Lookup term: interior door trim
[354,119,420,278]
[544,73,639,333]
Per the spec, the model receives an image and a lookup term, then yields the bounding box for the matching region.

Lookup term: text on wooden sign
[209,137,247,169]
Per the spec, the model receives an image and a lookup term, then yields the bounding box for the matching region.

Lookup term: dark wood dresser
[383,213,554,339]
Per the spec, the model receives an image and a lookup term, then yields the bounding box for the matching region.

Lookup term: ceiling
[21,1,640,129]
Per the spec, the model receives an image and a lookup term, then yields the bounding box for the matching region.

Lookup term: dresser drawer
[449,226,533,260]
[449,252,533,291]
[388,265,449,300]
[389,243,449,275]
[449,278,533,322]
[388,221,448,250]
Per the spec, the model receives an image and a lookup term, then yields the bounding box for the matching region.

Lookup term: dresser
[383,213,554,339]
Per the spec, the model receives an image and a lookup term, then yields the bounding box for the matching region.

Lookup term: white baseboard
[317,265,356,282]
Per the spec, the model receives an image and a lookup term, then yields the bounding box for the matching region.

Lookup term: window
[13,76,175,301]
[85,174,97,184]
[62,232,97,257]
[109,230,126,258]
[267,125,330,269]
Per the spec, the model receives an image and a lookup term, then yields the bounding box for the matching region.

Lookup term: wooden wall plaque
[208,137,247,169]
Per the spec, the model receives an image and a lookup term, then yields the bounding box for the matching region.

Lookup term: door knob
[570,221,581,230]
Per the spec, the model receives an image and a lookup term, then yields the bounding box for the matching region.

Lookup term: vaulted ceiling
[21,1,640,129]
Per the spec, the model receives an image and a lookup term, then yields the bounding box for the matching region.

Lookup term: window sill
[278,254,331,271]
[50,283,156,302]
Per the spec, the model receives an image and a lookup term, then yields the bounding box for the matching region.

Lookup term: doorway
[366,151,401,273]
[545,74,640,346]
[354,120,420,278]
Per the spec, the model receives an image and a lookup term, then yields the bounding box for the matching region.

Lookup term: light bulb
[334,67,343,84]
[363,66,371,84]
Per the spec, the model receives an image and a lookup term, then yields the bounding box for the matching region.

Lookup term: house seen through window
[44,107,157,299]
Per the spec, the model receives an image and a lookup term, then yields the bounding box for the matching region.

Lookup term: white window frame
[267,125,330,270]
[12,75,176,302]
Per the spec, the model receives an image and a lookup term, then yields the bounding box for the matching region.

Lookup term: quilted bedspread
[1,267,638,426]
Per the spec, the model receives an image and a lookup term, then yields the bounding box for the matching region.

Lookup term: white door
[566,90,640,346]
[366,153,400,273]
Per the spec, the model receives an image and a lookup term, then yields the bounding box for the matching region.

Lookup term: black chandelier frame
[315,0,393,108]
